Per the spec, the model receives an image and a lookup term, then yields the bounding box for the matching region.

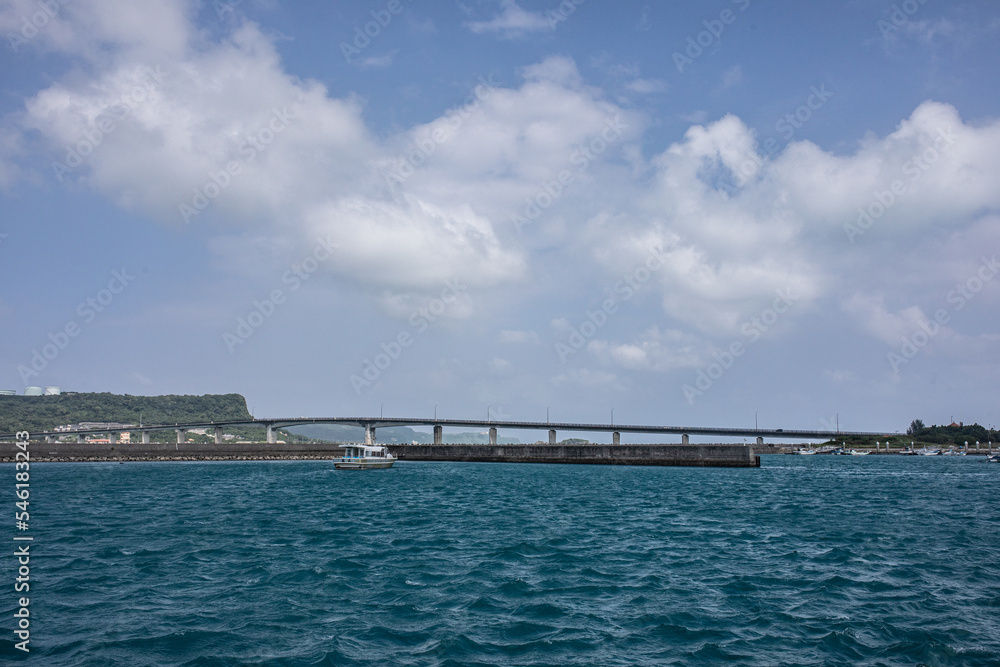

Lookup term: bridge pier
[176,429,186,444]
[365,425,374,445]
[756,436,763,446]
[142,431,150,444]
[682,434,689,445]
[109,433,118,445]
[215,427,224,444]
[45,435,55,443]
[489,427,497,445]
[613,431,620,445]
[77,434,85,444]
[549,429,556,445]
[266,424,276,444]
[434,425,442,445]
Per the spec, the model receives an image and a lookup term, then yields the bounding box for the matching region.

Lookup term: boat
[791,448,816,455]
[986,453,1000,463]
[916,448,941,456]
[849,449,870,456]
[334,444,397,469]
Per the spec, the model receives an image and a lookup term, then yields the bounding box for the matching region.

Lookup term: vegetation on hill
[0,393,305,442]
[825,420,995,449]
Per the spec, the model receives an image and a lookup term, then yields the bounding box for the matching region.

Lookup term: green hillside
[825,421,996,449]
[0,392,251,433]
[0,392,317,443]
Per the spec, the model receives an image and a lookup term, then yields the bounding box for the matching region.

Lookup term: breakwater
[0,441,759,467]
[390,443,759,467]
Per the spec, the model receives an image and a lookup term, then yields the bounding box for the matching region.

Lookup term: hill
[0,392,253,433]
[0,392,315,442]
[825,421,995,449]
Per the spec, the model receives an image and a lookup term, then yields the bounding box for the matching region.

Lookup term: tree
[907,419,926,436]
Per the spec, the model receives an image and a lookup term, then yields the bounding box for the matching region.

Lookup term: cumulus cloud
[464,0,552,37]
[588,327,710,373]
[6,1,1000,346]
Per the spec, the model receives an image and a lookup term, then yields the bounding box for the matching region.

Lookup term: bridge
[2,416,887,446]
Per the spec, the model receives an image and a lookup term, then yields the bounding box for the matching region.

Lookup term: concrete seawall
[0,441,759,467]
[389,444,759,467]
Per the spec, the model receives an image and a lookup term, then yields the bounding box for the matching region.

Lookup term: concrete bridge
[1,416,887,446]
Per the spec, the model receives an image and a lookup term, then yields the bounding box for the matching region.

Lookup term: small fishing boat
[986,453,999,463]
[849,449,870,456]
[916,448,941,456]
[334,444,397,469]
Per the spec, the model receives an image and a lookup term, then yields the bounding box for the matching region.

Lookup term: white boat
[917,448,941,456]
[985,453,999,463]
[334,444,397,469]
[849,449,870,456]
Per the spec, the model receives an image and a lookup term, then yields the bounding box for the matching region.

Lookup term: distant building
[55,422,136,432]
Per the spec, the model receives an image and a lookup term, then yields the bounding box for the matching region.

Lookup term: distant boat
[985,453,999,463]
[791,448,816,455]
[917,448,941,456]
[334,444,396,469]
[849,449,870,456]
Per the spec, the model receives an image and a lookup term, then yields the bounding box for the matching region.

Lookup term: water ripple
[4,456,999,665]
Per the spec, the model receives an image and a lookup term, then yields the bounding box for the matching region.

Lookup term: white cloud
[500,330,540,344]
[464,0,551,37]
[7,3,1000,348]
[841,294,939,346]
[625,78,667,94]
[588,327,709,373]
[718,65,742,90]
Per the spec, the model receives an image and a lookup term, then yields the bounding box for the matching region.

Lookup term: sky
[1,0,998,440]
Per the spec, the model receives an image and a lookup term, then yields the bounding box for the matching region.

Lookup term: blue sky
[1,0,999,438]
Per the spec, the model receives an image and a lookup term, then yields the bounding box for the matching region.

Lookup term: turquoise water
[3,456,999,665]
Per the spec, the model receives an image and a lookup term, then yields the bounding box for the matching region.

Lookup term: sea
[3,455,999,666]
